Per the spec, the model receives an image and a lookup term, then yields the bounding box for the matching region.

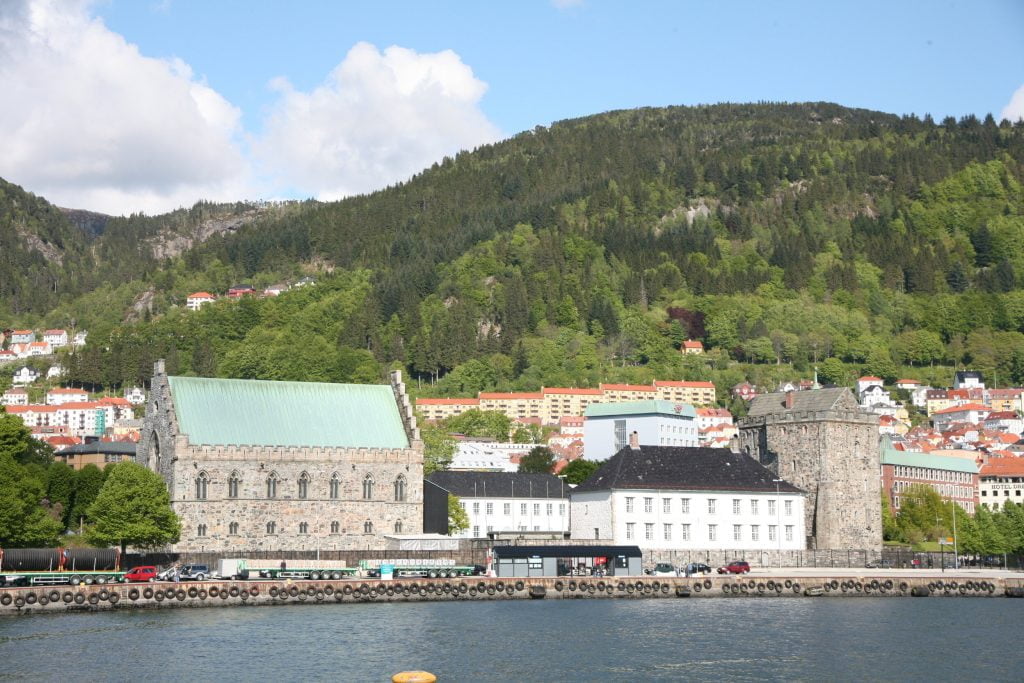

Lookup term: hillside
[4,102,1024,397]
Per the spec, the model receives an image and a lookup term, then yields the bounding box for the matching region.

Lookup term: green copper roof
[167,376,409,449]
[585,400,696,419]
[880,446,978,474]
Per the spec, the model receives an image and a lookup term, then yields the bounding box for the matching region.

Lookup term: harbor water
[1,598,1021,681]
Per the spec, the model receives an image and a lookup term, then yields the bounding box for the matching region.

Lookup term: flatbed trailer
[256,567,358,580]
[362,558,476,578]
[0,547,122,586]
[0,570,127,587]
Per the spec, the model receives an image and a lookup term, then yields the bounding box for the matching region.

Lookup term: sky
[1,0,1022,216]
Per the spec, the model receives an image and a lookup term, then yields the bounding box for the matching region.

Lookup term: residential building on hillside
[424,471,569,539]
[880,443,978,514]
[12,366,39,384]
[932,403,990,431]
[738,388,881,550]
[415,397,480,422]
[856,376,883,395]
[732,382,757,401]
[138,361,424,552]
[0,350,15,364]
[895,379,921,391]
[979,457,1024,510]
[46,388,90,405]
[983,411,1024,436]
[2,387,28,406]
[987,389,1024,413]
[954,371,984,390]
[226,284,255,298]
[47,365,63,379]
[448,441,533,472]
[27,342,51,356]
[42,329,68,347]
[583,400,698,461]
[10,330,34,344]
[570,438,805,551]
[681,340,704,354]
[55,441,137,471]
[73,331,88,346]
[186,292,216,311]
[653,380,716,406]
[124,387,147,405]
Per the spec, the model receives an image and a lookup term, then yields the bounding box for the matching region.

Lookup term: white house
[954,371,984,390]
[583,400,698,461]
[186,292,217,311]
[856,376,884,395]
[12,366,39,384]
[46,365,64,379]
[73,331,88,347]
[264,284,288,296]
[909,385,933,409]
[27,341,52,357]
[10,330,34,344]
[42,329,68,347]
[570,438,806,551]
[895,378,921,391]
[1,387,28,406]
[46,388,90,405]
[0,350,16,364]
[448,441,533,472]
[124,386,147,405]
[983,411,1024,436]
[426,471,569,539]
[932,403,990,431]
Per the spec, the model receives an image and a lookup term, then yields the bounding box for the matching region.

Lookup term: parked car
[865,559,893,569]
[124,566,158,582]
[684,562,713,575]
[179,564,210,581]
[717,561,751,574]
[648,563,677,576]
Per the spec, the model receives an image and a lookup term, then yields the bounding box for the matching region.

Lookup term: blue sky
[1,0,1022,214]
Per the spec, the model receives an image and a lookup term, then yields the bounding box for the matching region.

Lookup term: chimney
[785,391,794,409]
[629,431,640,450]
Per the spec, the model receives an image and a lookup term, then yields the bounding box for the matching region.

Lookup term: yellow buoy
[392,672,437,683]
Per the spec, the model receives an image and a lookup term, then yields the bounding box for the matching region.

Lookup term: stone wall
[739,407,881,551]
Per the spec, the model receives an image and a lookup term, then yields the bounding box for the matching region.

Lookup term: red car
[124,566,158,582]
[717,561,751,574]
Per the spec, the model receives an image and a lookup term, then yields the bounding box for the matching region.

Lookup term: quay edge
[2,575,1023,615]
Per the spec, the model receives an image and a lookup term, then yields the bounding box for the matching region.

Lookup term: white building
[570,439,806,551]
[979,457,1024,511]
[932,403,990,431]
[47,365,64,379]
[583,400,698,461]
[1,387,29,406]
[426,471,569,539]
[10,330,34,344]
[954,371,984,390]
[856,376,883,395]
[12,366,39,384]
[186,292,217,311]
[73,331,88,347]
[46,388,90,405]
[27,342,51,357]
[124,386,147,405]
[42,329,68,347]
[448,441,533,472]
[983,411,1024,436]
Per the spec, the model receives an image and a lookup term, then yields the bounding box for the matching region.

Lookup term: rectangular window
[708,499,716,514]
[664,523,672,541]
[521,503,528,515]
[733,524,742,541]
[614,420,628,451]
[533,503,541,515]
[625,497,634,513]
[708,524,717,541]
[472,502,480,514]
[681,523,691,541]
[733,499,741,515]
[559,504,566,516]
[769,525,777,541]
[644,497,653,514]
[751,525,759,541]
[681,498,690,514]
[768,500,777,516]
[486,502,493,515]
[645,523,654,540]
[546,503,553,516]
[785,525,794,542]
[785,500,793,516]
[750,499,759,515]
[472,526,480,538]
[626,522,635,540]
[503,503,511,515]
[663,498,671,514]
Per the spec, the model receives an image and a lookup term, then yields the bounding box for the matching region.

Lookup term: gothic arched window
[363,520,373,534]
[228,471,240,499]
[195,472,209,500]
[394,475,407,502]
[394,520,403,533]
[298,472,310,499]
[266,472,279,499]
[362,474,374,500]
[329,473,340,499]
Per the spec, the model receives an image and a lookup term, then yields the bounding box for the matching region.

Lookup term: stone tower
[737,388,880,550]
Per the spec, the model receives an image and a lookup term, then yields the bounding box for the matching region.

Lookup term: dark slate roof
[492,545,642,559]
[955,371,983,382]
[746,387,859,417]
[573,446,802,494]
[56,442,137,456]
[426,471,569,499]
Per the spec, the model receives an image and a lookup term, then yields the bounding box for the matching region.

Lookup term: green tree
[86,462,180,554]
[46,462,77,529]
[447,494,469,535]
[69,464,106,530]
[881,490,899,541]
[518,446,556,474]
[420,423,457,475]
[817,357,849,387]
[444,410,512,441]
[561,459,599,485]
[0,451,63,547]
[0,410,33,464]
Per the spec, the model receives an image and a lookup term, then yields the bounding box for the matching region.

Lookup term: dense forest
[3,102,1024,401]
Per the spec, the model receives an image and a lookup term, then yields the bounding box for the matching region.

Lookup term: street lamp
[773,479,783,570]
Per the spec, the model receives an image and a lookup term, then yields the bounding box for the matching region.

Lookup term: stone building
[138,361,423,552]
[737,388,881,550]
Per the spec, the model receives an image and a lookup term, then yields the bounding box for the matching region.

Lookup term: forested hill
[6,102,1024,399]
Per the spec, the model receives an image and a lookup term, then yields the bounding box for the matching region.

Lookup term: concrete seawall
[2,575,1023,615]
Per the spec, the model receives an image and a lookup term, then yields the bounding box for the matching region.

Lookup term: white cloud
[255,42,501,201]
[1001,84,1024,124]
[0,0,250,214]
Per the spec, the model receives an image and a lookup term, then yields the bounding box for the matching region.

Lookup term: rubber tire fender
[143,587,154,599]
[109,592,119,604]
[0,594,11,606]
[48,590,61,603]
[515,581,525,592]
[75,592,86,604]
[128,589,140,601]
[25,592,37,605]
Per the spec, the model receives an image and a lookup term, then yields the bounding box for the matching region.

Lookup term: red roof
[896,378,920,385]
[43,329,66,335]
[600,383,656,392]
[415,398,480,405]
[478,392,543,399]
[4,387,28,394]
[655,380,715,389]
[11,329,32,335]
[98,397,131,406]
[934,403,989,415]
[858,376,882,382]
[56,401,105,410]
[6,405,58,413]
[981,457,1024,477]
[48,388,88,395]
[542,387,603,395]
[682,340,704,348]
[696,407,731,417]
[985,411,1019,421]
[28,342,49,348]
[188,292,215,299]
